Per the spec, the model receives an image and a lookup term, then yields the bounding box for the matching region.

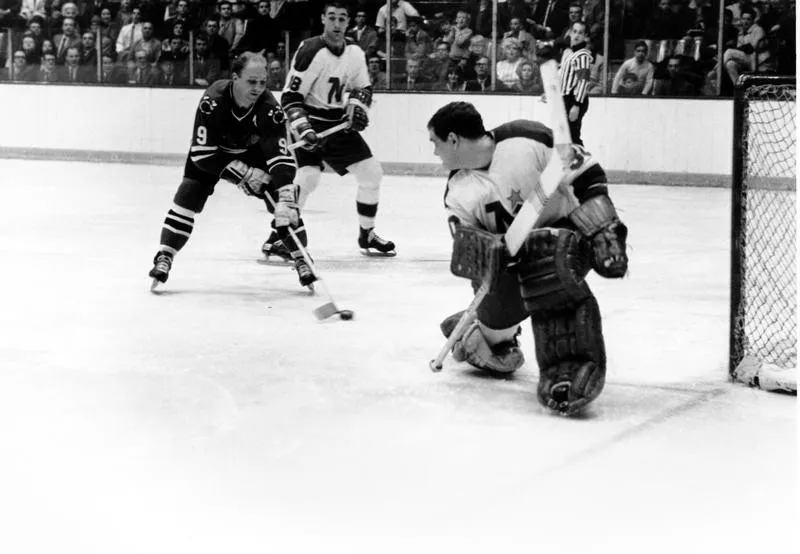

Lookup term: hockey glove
[286,107,320,151]
[221,160,271,197]
[345,88,372,132]
[569,195,628,279]
[274,183,299,228]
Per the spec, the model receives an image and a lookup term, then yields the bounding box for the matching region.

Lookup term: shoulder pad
[491,120,553,148]
[293,37,327,72]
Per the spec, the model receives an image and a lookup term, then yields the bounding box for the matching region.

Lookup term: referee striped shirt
[560,43,593,103]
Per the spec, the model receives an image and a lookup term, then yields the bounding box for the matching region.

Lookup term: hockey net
[730,75,797,394]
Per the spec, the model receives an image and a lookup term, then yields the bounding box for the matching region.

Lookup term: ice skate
[294,257,317,290]
[261,232,293,265]
[358,227,396,257]
[149,251,173,291]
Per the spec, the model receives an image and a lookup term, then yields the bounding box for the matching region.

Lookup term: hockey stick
[262,191,354,321]
[429,280,491,372]
[429,59,573,371]
[287,121,351,152]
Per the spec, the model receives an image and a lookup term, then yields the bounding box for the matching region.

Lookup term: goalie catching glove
[220,160,271,197]
[345,88,372,132]
[274,184,300,228]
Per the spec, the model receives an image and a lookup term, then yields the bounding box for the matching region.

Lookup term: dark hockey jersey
[187,80,294,182]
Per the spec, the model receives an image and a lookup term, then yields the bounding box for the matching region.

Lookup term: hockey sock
[356,201,378,230]
[158,203,196,254]
[269,218,308,246]
[276,225,304,260]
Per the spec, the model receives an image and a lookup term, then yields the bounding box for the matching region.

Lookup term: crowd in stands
[0,0,795,95]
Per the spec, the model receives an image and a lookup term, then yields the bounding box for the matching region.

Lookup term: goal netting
[730,75,797,394]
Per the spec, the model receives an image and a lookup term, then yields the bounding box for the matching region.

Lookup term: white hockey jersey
[282,36,370,125]
[445,120,581,235]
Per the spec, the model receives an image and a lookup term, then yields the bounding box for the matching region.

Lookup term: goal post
[729,74,797,394]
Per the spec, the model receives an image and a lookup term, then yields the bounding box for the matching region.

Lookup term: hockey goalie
[427,101,628,415]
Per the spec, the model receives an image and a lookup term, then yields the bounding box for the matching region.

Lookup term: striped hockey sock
[158,203,196,254]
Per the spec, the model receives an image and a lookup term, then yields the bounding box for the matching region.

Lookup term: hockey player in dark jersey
[262,2,396,261]
[428,101,628,415]
[148,52,316,290]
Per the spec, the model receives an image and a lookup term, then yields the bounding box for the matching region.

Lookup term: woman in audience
[512,59,542,94]
[496,37,524,89]
[444,64,465,92]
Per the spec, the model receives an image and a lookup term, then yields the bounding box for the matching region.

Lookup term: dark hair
[427,102,486,141]
[634,40,648,52]
[232,51,267,75]
[323,2,349,15]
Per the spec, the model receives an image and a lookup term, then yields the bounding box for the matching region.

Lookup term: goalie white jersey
[282,36,370,124]
[445,120,581,235]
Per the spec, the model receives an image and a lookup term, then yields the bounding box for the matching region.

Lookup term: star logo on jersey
[507,189,524,213]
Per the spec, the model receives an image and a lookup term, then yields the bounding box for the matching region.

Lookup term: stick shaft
[288,121,350,152]
[429,281,491,372]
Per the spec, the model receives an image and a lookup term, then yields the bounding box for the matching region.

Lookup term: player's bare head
[428,102,486,142]
[427,102,487,169]
[322,3,350,40]
[231,52,268,106]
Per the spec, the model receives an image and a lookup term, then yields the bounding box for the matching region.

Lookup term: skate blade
[257,256,294,267]
[150,278,162,292]
[313,302,339,320]
[360,248,397,258]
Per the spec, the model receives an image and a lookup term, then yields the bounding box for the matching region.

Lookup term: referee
[560,21,592,145]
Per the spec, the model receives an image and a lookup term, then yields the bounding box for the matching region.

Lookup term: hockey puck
[339,310,354,320]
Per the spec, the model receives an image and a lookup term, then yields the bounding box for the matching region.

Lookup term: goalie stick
[429,59,575,371]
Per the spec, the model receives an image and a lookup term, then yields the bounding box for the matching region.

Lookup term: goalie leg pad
[450,320,524,375]
[516,228,592,315]
[450,226,505,290]
[532,295,607,415]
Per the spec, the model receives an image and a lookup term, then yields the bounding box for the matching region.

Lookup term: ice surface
[0,160,796,554]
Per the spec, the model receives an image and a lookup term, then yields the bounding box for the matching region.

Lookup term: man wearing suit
[346,10,378,59]
[36,52,61,82]
[392,56,431,91]
[53,17,83,64]
[60,45,96,82]
[127,48,157,84]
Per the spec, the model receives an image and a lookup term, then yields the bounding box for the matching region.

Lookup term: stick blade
[313,302,339,320]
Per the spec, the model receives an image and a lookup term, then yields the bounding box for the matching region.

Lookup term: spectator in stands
[645,0,685,39]
[40,37,54,57]
[61,45,94,82]
[496,37,525,89]
[726,0,753,29]
[83,0,109,30]
[26,15,44,46]
[161,35,188,60]
[99,8,120,43]
[444,64,465,91]
[35,51,59,82]
[116,7,143,61]
[404,15,431,59]
[116,0,136,27]
[504,17,536,57]
[465,55,494,91]
[265,58,283,89]
[237,0,281,56]
[218,1,244,54]
[723,7,765,84]
[367,55,387,89]
[101,53,126,84]
[653,54,701,95]
[133,21,161,64]
[19,0,46,27]
[155,52,186,86]
[513,59,543,93]
[347,9,378,59]
[471,0,493,37]
[529,0,570,39]
[164,0,193,36]
[773,0,795,74]
[587,37,606,94]
[190,32,220,87]
[424,39,451,87]
[80,30,98,68]
[127,48,157,84]
[557,3,584,44]
[1,50,34,81]
[393,56,431,91]
[53,17,82,64]
[446,10,473,64]
[20,33,39,64]
[611,40,655,95]
[203,17,230,76]
[376,0,419,35]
